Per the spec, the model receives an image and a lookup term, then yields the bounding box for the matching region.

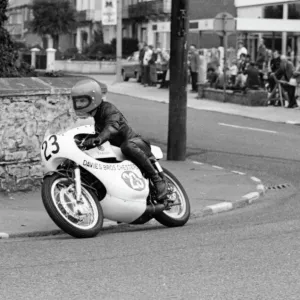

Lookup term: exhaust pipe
[144,203,165,215]
[130,203,166,225]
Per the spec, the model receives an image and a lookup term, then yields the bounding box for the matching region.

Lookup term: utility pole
[167,0,190,161]
[116,0,122,82]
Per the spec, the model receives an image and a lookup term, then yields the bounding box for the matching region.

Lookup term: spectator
[256,38,267,71]
[143,44,153,87]
[157,48,170,89]
[237,41,248,59]
[215,69,231,90]
[207,67,218,88]
[244,62,261,90]
[270,50,281,73]
[149,46,157,86]
[138,42,146,84]
[238,54,247,73]
[268,50,281,92]
[293,61,300,101]
[189,44,200,92]
[273,55,298,108]
[229,60,238,85]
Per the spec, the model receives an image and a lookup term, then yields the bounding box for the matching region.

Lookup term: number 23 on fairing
[42,135,60,161]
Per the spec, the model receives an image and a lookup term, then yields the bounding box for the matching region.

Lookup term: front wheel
[155,168,190,227]
[41,173,104,238]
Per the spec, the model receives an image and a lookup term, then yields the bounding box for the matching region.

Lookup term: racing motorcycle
[40,111,190,238]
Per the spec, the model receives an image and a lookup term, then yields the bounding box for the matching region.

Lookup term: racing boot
[151,173,168,202]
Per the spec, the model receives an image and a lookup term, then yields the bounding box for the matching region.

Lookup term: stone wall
[0,77,107,192]
[198,87,268,106]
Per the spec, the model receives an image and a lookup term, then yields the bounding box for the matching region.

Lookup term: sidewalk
[0,159,265,238]
[81,74,300,125]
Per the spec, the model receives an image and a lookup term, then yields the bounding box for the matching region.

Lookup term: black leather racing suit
[93,101,157,177]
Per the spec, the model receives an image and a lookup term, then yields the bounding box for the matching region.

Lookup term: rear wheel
[154,168,190,227]
[42,173,103,238]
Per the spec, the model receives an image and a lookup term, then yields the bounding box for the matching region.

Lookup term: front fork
[74,164,82,202]
[151,158,165,180]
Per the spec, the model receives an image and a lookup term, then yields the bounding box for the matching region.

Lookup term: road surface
[1,93,299,300]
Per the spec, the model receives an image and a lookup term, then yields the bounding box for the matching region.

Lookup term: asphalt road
[1,93,300,300]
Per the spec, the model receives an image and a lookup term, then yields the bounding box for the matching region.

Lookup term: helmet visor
[72,95,92,111]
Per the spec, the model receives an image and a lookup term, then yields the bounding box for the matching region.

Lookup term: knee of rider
[121,141,136,155]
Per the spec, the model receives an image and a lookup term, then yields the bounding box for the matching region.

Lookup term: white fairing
[41,124,164,223]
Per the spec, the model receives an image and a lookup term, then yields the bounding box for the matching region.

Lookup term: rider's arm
[96,104,121,143]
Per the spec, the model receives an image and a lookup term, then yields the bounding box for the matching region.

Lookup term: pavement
[0,158,265,239]
[81,74,300,125]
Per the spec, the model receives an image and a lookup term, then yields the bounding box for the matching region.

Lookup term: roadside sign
[214,12,235,36]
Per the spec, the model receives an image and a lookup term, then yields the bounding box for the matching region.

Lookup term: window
[263,5,283,19]
[288,3,300,19]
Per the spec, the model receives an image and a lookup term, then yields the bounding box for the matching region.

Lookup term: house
[5,0,77,51]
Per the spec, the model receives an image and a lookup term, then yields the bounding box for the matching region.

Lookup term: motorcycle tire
[155,168,190,227]
[42,173,104,238]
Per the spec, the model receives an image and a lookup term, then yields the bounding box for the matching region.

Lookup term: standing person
[143,44,153,87]
[138,42,146,84]
[157,48,170,89]
[273,55,298,108]
[256,38,267,70]
[149,46,158,86]
[237,41,248,59]
[268,50,281,92]
[189,44,200,92]
[256,38,267,86]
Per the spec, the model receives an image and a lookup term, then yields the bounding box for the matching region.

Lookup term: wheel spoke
[50,178,99,230]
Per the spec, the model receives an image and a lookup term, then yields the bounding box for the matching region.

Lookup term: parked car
[122,51,141,82]
[122,50,169,83]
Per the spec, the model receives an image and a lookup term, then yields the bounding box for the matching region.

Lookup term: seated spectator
[215,69,231,90]
[244,62,261,90]
[229,60,238,85]
[207,67,218,87]
[245,54,251,68]
[238,54,247,73]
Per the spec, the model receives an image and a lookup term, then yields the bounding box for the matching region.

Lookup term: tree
[30,0,77,49]
[0,0,20,77]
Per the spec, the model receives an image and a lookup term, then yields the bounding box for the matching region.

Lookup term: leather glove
[82,136,102,148]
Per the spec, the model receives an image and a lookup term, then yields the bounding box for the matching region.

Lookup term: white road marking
[192,161,203,165]
[0,233,9,239]
[251,176,262,183]
[232,171,246,175]
[242,192,260,202]
[212,165,224,170]
[218,123,278,134]
[286,120,300,125]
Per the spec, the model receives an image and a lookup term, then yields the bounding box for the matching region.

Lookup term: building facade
[235,0,300,63]
[75,0,116,52]
[121,0,236,50]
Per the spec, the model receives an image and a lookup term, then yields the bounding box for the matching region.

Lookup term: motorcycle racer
[71,79,168,202]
